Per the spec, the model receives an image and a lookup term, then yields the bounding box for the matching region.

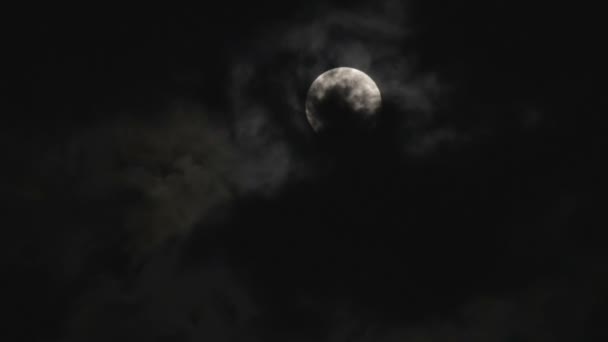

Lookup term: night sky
[4,1,606,341]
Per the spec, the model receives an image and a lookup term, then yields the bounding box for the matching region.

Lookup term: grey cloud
[228,0,451,157]
[230,0,546,161]
[24,0,548,267]
[35,100,294,258]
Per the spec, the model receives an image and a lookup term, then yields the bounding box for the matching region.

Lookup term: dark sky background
[3,1,606,341]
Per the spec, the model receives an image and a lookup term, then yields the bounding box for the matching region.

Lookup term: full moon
[305,67,382,134]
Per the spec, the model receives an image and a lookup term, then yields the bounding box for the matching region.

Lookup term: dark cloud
[5,0,605,341]
[63,249,258,342]
[25,100,300,257]
[59,242,607,342]
[228,0,445,151]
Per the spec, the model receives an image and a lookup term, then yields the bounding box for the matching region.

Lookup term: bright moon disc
[305,67,382,133]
